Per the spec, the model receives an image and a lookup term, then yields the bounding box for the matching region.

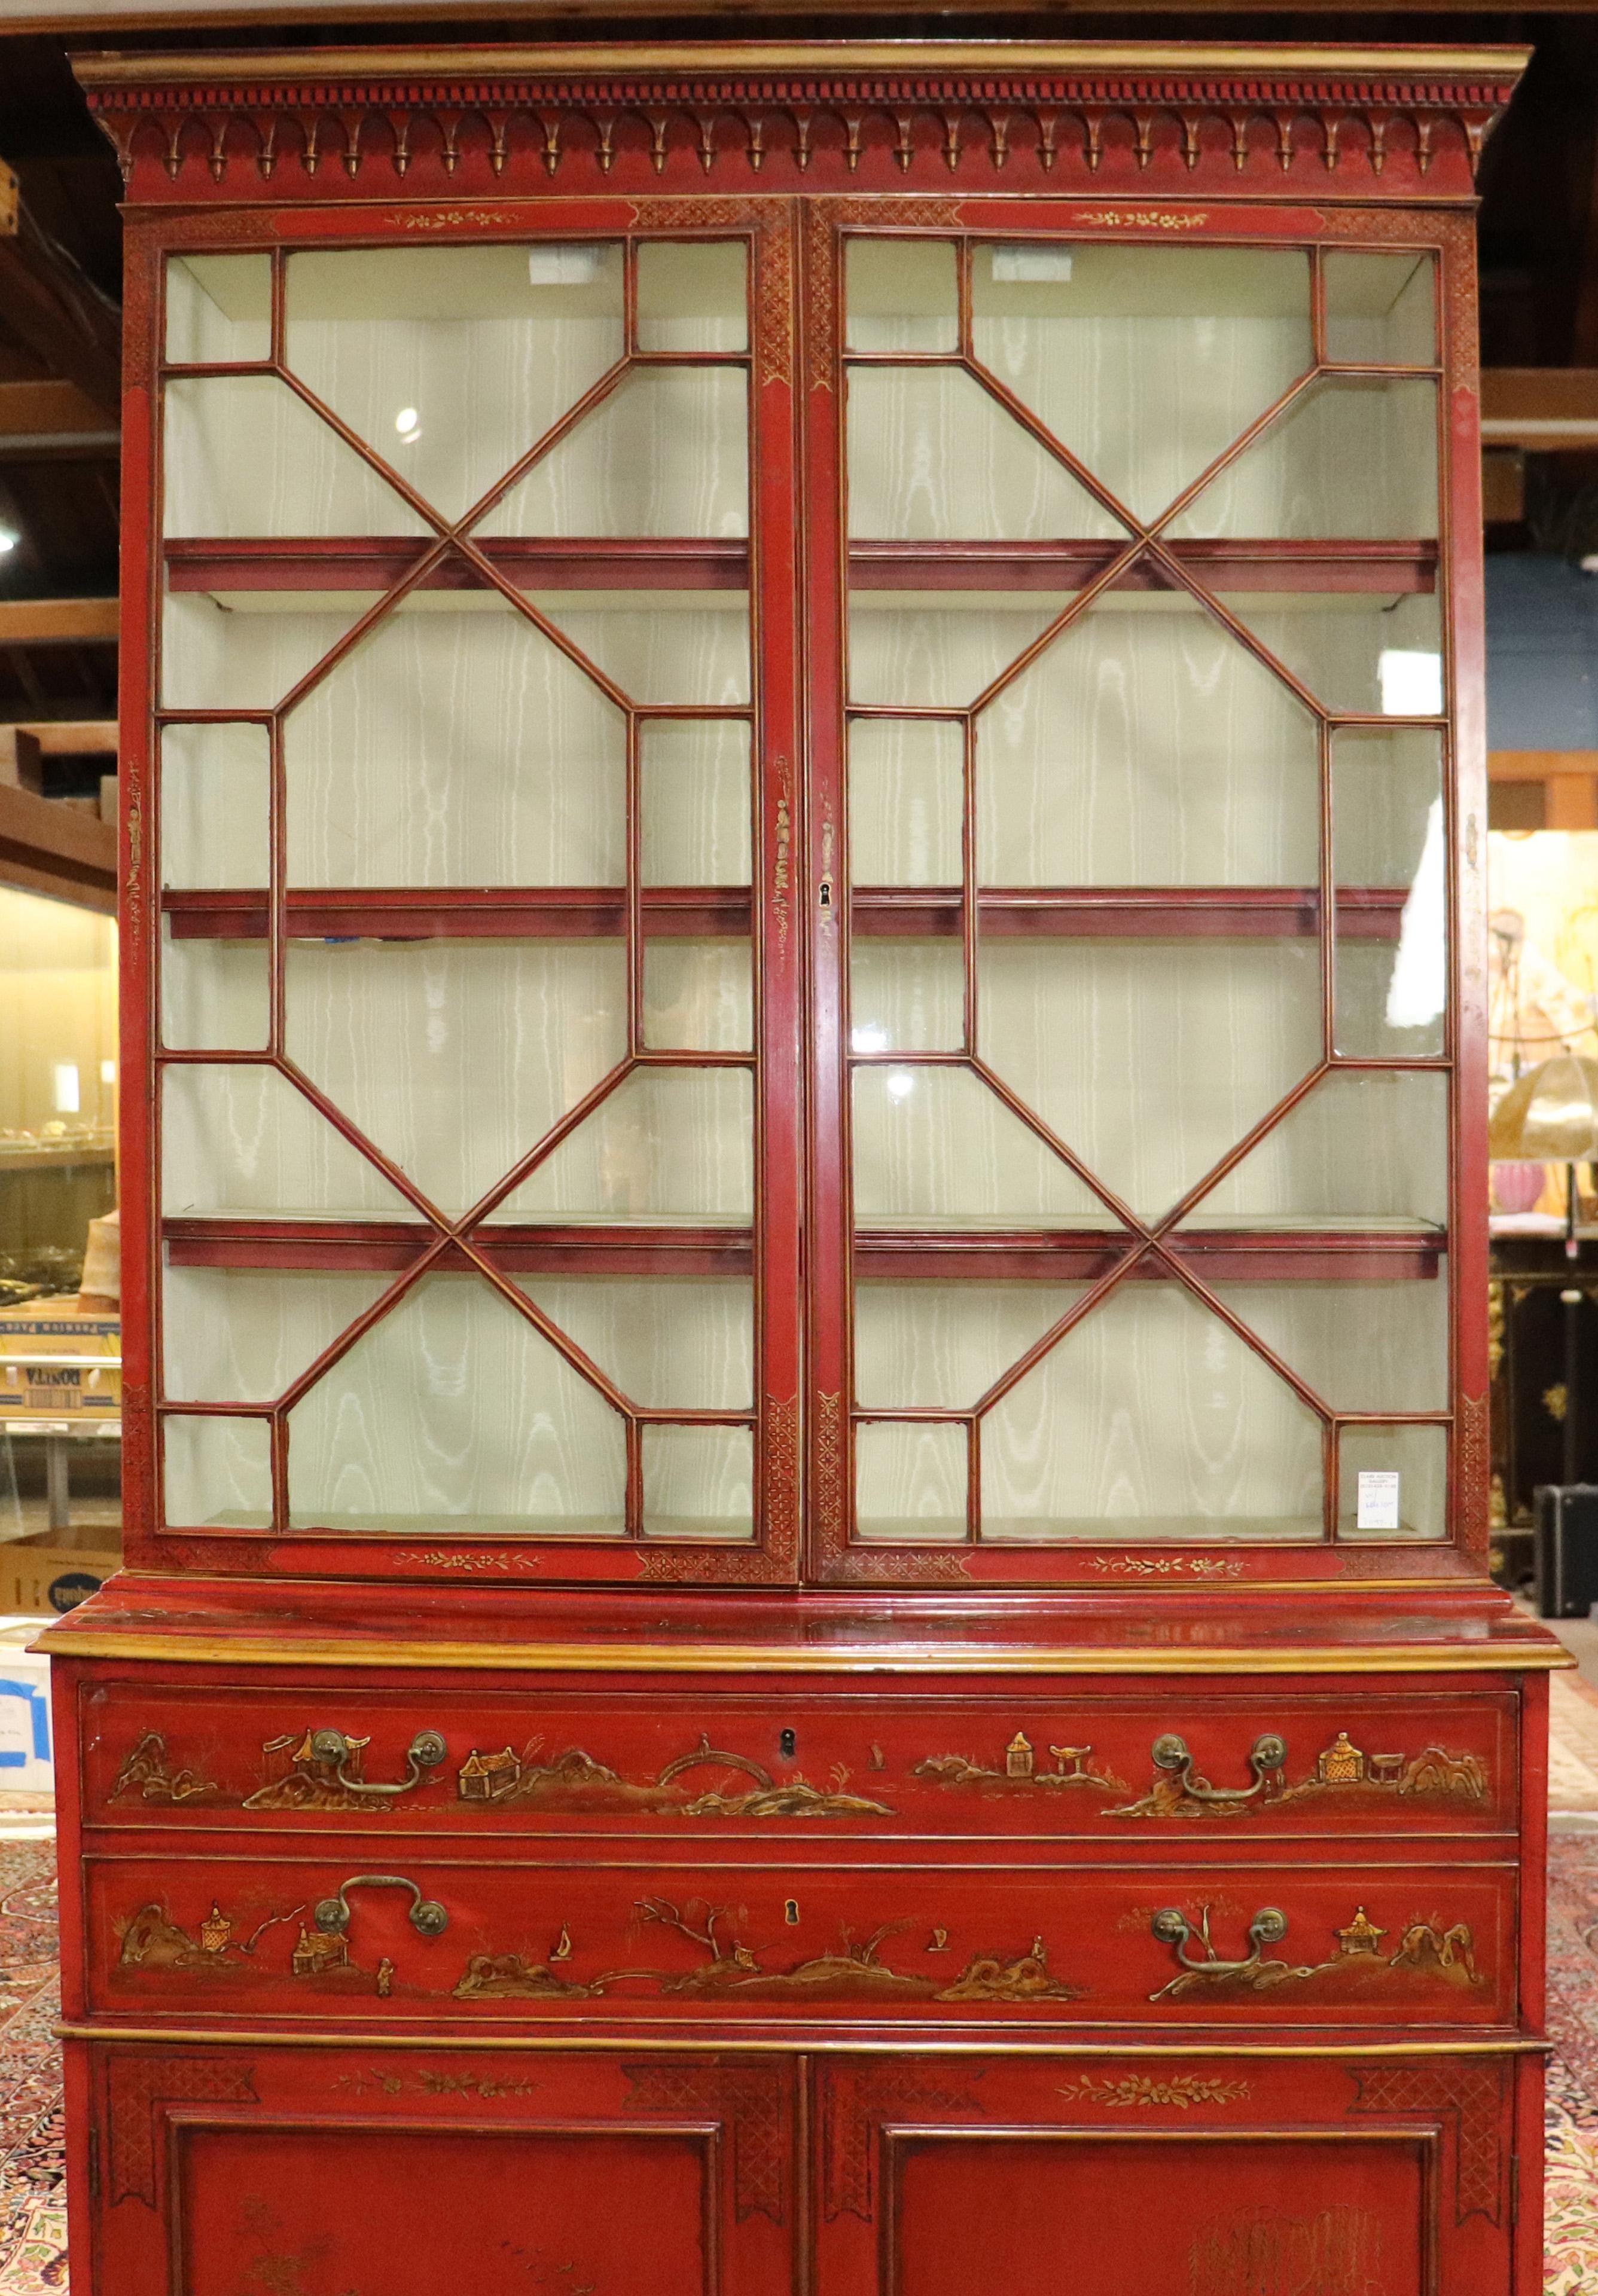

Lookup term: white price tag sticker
[1356,1470,1401,1531]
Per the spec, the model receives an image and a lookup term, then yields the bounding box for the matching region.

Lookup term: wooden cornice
[73,40,1530,202]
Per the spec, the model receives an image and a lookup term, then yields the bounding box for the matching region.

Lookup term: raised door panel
[88,2042,795,2296]
[812,2052,1523,2296]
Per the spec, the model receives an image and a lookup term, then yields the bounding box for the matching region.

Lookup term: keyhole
[818,878,833,910]
[785,1899,801,1925]
[779,1728,797,1760]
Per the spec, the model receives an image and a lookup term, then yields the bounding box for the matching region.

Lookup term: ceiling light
[0,531,17,555]
[886,1069,916,1101]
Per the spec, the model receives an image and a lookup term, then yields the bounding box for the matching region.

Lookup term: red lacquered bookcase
[45,39,1566,2296]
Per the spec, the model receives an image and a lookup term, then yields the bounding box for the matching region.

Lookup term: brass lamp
[1490,1054,1598,1483]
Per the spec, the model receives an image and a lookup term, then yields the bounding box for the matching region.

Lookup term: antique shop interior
[0,11,1597,2296]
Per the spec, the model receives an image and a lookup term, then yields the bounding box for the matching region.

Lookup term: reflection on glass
[636,240,749,352]
[1187,1070,1448,1229]
[855,1419,966,1542]
[1167,378,1437,541]
[970,243,1312,521]
[163,1265,388,1403]
[164,1414,272,1529]
[285,595,626,889]
[846,238,958,353]
[1211,1272,1448,1414]
[283,939,627,1214]
[1337,1422,1446,1540]
[161,723,270,889]
[164,377,430,538]
[286,1274,626,1534]
[847,365,1120,540]
[976,596,1320,887]
[979,1280,1323,1540]
[642,939,753,1051]
[284,243,626,522]
[480,368,748,537]
[1323,252,1436,367]
[641,1425,754,1540]
[507,1068,753,1223]
[979,938,1323,1218]
[162,1065,410,1221]
[166,254,272,365]
[1332,729,1444,887]
[852,1065,1111,1227]
[641,720,751,886]
[161,927,270,1052]
[1218,589,1442,718]
[850,719,963,886]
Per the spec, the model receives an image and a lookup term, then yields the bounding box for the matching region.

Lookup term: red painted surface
[54,44,1555,2296]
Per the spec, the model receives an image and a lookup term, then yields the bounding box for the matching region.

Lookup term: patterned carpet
[0,1820,1584,2291]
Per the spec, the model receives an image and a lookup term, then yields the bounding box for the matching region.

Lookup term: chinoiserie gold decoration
[1112,1728,1487,1820]
[108,1732,215,1805]
[1149,1903,1482,2003]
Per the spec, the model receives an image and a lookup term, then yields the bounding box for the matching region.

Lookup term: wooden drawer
[84,1848,1518,2029]
[79,1675,1518,1840]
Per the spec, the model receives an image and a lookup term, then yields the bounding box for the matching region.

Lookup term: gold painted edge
[53,2020,1551,2057]
[33,1629,1575,1673]
[71,42,1533,91]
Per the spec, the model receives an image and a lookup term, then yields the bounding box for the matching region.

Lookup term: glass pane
[164,377,429,538]
[850,719,962,886]
[166,254,272,365]
[163,1415,272,1529]
[1338,1422,1446,1540]
[517,1277,752,1409]
[535,595,749,706]
[160,927,270,1052]
[975,594,1320,887]
[1168,378,1437,541]
[636,240,748,352]
[163,591,380,715]
[161,723,270,890]
[162,1065,410,1221]
[979,1280,1323,1540]
[480,368,747,538]
[970,244,1312,523]
[1332,728,1444,888]
[1219,589,1442,718]
[284,243,626,522]
[641,720,751,887]
[1185,1071,1448,1230]
[1335,766,1447,1059]
[850,596,1071,709]
[642,939,752,1051]
[285,594,625,890]
[1211,1271,1448,1414]
[855,1420,966,1542]
[506,1068,753,1223]
[979,938,1323,1219]
[286,1274,625,1535]
[163,1265,389,1405]
[852,1065,1113,1228]
[855,1280,1078,1408]
[850,941,963,1053]
[846,238,957,353]
[1324,252,1436,367]
[641,1425,754,1538]
[847,366,1121,540]
[283,939,627,1217]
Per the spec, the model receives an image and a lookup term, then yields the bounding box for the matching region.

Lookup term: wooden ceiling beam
[0,718,116,755]
[0,599,117,645]
[1481,367,1598,446]
[0,776,115,913]
[0,206,120,420]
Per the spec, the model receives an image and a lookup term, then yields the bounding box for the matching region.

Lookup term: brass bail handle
[1150,1730,1287,1803]
[313,1874,450,1940]
[309,1727,447,1799]
[1150,1904,1289,1978]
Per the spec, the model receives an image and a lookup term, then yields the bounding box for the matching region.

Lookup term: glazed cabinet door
[812,2052,1523,2295]
[806,207,1473,1587]
[84,2042,797,2296]
[134,211,802,1583]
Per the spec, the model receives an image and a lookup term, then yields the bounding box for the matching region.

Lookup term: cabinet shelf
[161,1218,1442,1281]
[162,535,1438,598]
[163,885,1409,942]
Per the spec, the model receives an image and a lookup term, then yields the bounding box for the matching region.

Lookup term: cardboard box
[0,1619,53,1791]
[0,1542,117,1617]
[0,1297,120,1420]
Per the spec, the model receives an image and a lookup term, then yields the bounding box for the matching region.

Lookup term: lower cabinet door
[812,2051,1529,2296]
[83,2041,797,2296]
